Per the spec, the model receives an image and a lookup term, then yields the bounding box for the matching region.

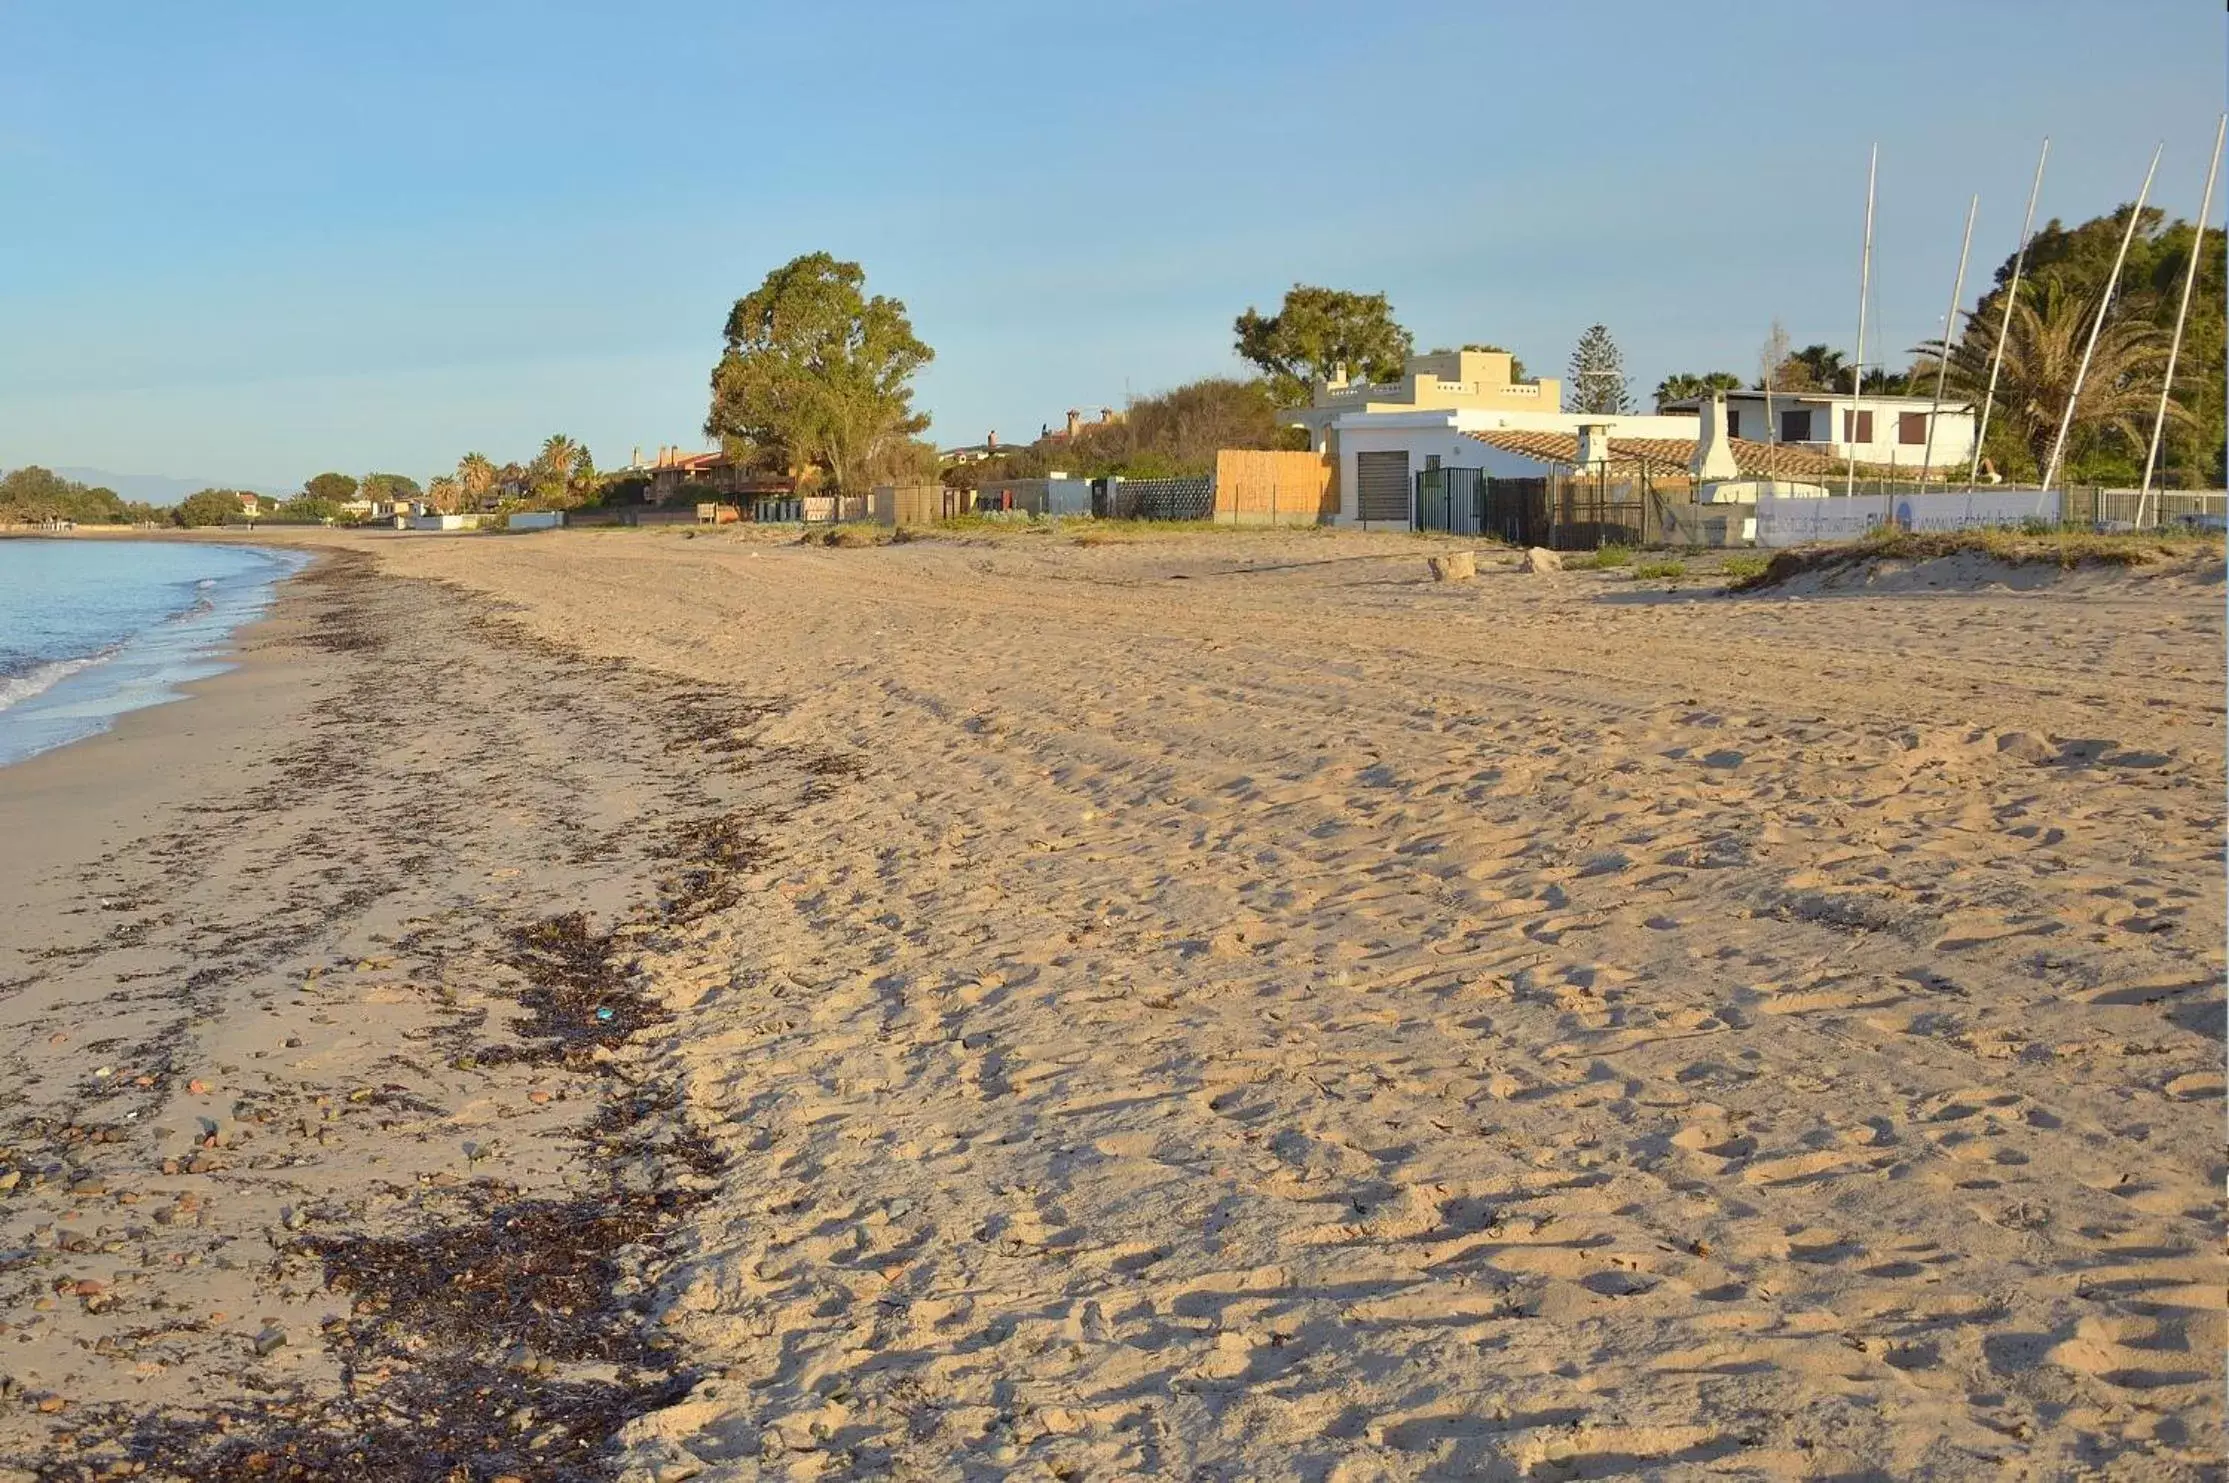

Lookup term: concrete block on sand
[1428,550,1476,582]
[1521,547,1562,573]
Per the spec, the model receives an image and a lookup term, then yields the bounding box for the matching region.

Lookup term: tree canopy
[175,489,247,528]
[1653,370,1741,409]
[1565,325,1633,414]
[0,467,130,524]
[1234,286,1412,404]
[303,471,358,505]
[1915,277,2179,481]
[948,377,1306,487]
[707,252,934,495]
[1931,203,2227,483]
[360,472,422,507]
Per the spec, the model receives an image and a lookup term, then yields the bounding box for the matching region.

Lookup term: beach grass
[1729,525,2225,592]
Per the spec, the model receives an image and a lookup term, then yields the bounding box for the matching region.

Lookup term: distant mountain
[44,467,290,506]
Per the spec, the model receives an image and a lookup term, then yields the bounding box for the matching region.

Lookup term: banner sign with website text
[1754,490,2061,548]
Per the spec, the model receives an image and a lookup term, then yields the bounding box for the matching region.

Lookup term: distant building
[940,431,1015,466]
[1658,389,1977,472]
[1036,407,1122,446]
[623,446,794,507]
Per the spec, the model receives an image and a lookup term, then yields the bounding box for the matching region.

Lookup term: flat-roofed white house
[1281,347,1731,527]
[1658,389,1977,474]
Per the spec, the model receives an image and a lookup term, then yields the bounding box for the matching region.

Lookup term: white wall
[1330,416,1478,525]
[1329,407,1728,525]
[1723,394,1976,470]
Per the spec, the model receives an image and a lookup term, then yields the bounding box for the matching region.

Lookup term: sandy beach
[1,526,2221,1480]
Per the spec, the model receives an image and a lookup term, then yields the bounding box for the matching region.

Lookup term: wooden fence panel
[1212,450,1333,525]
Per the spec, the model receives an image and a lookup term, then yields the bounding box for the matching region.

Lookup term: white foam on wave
[0,651,111,713]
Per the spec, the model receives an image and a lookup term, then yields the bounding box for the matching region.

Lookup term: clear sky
[0,1,2221,492]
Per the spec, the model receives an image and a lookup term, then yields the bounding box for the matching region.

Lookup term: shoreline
[0,543,797,1476]
[2,526,2220,1478]
[0,536,316,772]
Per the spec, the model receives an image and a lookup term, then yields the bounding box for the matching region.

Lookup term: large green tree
[0,466,128,524]
[1947,204,2226,483]
[707,252,934,495]
[303,471,358,505]
[360,472,422,507]
[1234,286,1412,403]
[175,489,245,528]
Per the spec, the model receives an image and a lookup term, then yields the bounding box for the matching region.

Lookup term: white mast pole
[1971,139,2049,490]
[2040,144,2162,513]
[1847,144,1877,502]
[1922,194,1978,482]
[2137,114,2225,528]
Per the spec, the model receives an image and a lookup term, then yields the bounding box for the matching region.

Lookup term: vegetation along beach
[1,5,2225,1480]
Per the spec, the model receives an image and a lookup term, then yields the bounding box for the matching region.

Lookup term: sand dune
[0,528,2218,1480]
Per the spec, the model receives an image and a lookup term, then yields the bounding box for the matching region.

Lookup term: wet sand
[1,527,2222,1480]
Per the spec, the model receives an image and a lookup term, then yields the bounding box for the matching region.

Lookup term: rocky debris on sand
[1521,547,1562,573]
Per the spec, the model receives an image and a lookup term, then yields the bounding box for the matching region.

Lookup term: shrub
[1632,559,1689,582]
[1720,555,1768,582]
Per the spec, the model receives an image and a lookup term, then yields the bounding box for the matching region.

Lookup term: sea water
[0,539,310,767]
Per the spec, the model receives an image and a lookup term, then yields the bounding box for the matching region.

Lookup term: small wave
[0,651,110,713]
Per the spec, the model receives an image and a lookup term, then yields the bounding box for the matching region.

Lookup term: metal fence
[1105,476,1215,521]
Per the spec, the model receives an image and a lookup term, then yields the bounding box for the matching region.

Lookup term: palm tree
[426,475,464,514]
[1914,280,2179,478]
[537,434,580,480]
[457,452,498,509]
[1785,345,1848,391]
[1653,370,1742,409]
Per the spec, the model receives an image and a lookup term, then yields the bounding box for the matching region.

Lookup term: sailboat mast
[2040,144,2162,508]
[1970,139,2049,490]
[2137,115,2226,526]
[1847,145,1877,501]
[1922,195,1978,482]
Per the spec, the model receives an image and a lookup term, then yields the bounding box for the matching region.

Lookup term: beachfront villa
[1657,388,1978,473]
[1285,350,1717,527]
[1290,346,1981,529]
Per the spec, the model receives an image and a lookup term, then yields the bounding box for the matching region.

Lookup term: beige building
[1280,348,1564,445]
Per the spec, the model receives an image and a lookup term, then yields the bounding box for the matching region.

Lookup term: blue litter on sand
[594,1007,616,1022]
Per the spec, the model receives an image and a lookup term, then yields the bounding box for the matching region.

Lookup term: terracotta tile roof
[1463,431,1847,479]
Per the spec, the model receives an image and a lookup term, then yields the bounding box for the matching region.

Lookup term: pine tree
[1566,324,1633,414]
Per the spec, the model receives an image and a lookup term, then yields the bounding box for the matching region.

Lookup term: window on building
[1727,409,1743,438]
[1780,409,1811,443]
[1898,412,1927,445]
[1424,454,1441,471]
[1843,409,1875,443]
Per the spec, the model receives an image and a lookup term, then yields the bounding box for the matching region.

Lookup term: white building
[1322,406,1719,526]
[1659,389,1976,473]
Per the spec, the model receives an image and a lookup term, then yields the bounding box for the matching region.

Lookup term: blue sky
[0,1,2220,492]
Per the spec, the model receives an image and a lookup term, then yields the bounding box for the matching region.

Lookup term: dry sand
[0,527,2221,1481]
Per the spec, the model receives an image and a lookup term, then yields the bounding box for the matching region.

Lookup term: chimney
[986,430,997,450]
[1576,422,1613,468]
[1689,391,1741,481]
[1065,409,1082,437]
